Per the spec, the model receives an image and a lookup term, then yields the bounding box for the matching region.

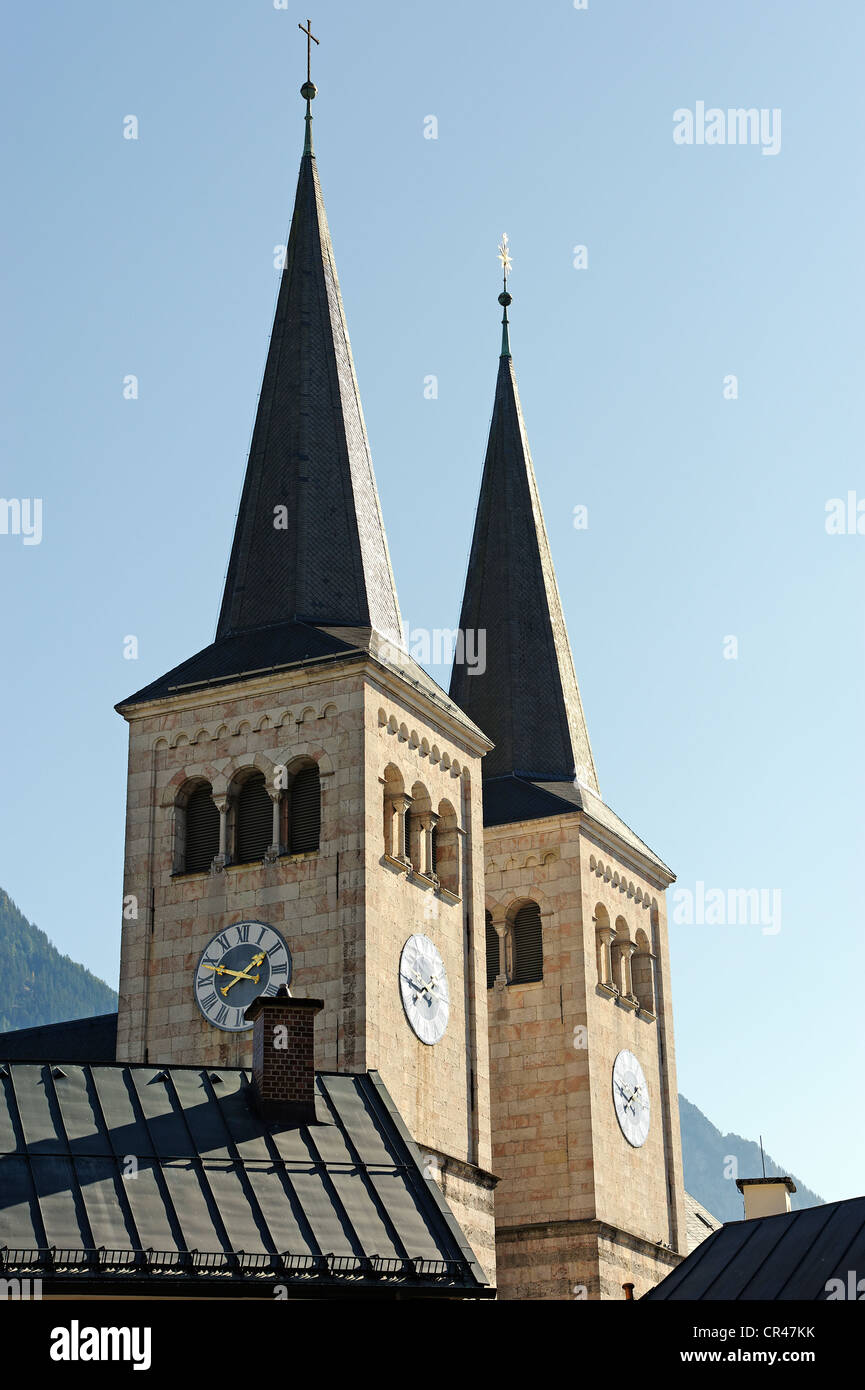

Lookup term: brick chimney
[735,1175,796,1220]
[244,987,323,1125]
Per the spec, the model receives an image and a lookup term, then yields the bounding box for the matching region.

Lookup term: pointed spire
[449,272,598,789]
[216,65,403,649]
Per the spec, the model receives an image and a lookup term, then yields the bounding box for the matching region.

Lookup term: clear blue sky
[1,0,862,1204]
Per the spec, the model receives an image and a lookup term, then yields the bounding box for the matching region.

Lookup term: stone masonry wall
[484,809,686,1300]
[116,660,495,1282]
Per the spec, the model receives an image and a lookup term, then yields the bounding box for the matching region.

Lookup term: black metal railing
[0,1244,472,1285]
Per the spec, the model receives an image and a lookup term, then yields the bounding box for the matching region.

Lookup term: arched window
[485,911,500,988]
[407,782,432,876]
[180,781,219,873]
[633,928,655,1014]
[280,762,321,854]
[382,764,406,860]
[234,769,273,864]
[511,901,543,984]
[435,800,460,896]
[612,917,634,1000]
[594,903,614,990]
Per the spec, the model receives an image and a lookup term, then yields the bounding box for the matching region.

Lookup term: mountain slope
[679,1094,824,1223]
[0,888,117,1032]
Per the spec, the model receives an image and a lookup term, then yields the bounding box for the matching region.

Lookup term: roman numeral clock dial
[194,922,292,1032]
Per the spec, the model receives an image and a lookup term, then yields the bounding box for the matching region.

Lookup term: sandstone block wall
[484,809,686,1300]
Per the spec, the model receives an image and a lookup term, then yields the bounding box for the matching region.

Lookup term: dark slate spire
[216,80,403,649]
[449,271,598,789]
[119,71,487,739]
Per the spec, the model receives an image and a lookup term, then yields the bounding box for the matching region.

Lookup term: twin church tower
[115,70,687,1300]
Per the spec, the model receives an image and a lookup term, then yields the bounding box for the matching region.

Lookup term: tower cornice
[117,649,491,759]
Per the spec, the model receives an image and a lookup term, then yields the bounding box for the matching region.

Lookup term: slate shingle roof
[117,619,488,742]
[120,117,420,716]
[118,620,357,706]
[450,351,598,786]
[0,1061,490,1298]
[217,134,403,649]
[684,1189,723,1253]
[482,774,674,877]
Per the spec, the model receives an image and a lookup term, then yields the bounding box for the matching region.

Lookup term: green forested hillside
[0,888,117,1032]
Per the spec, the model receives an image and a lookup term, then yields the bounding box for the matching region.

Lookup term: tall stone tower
[450,282,687,1299]
[115,85,495,1276]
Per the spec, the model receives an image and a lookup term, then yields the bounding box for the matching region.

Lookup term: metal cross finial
[298,18,319,84]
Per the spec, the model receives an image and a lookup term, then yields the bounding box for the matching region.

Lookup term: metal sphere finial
[301,80,317,101]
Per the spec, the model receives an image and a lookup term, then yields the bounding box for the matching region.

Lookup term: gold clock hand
[221,972,260,996]
[202,963,251,980]
[403,971,431,997]
[220,950,267,993]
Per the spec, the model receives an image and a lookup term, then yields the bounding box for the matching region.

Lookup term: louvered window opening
[485,915,500,989]
[430,825,438,874]
[235,772,273,863]
[184,784,220,873]
[511,902,543,984]
[403,809,412,865]
[289,766,320,853]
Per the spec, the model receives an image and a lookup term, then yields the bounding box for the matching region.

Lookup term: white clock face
[399,934,450,1045]
[194,921,292,1032]
[612,1049,651,1147]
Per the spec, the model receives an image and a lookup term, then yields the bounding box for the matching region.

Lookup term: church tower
[450,267,687,1299]
[115,76,495,1277]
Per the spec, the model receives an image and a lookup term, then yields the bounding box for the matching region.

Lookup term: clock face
[399,934,450,1045]
[612,1049,651,1148]
[194,921,292,1032]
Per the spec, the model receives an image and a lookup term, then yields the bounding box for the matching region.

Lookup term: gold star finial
[498,233,512,285]
[497,235,513,358]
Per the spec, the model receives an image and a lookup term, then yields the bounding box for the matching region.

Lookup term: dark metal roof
[643,1197,865,1300]
[116,620,487,743]
[0,1014,117,1063]
[483,774,673,877]
[482,774,581,826]
[0,1062,490,1297]
[450,352,598,786]
[216,134,403,649]
[118,620,357,706]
